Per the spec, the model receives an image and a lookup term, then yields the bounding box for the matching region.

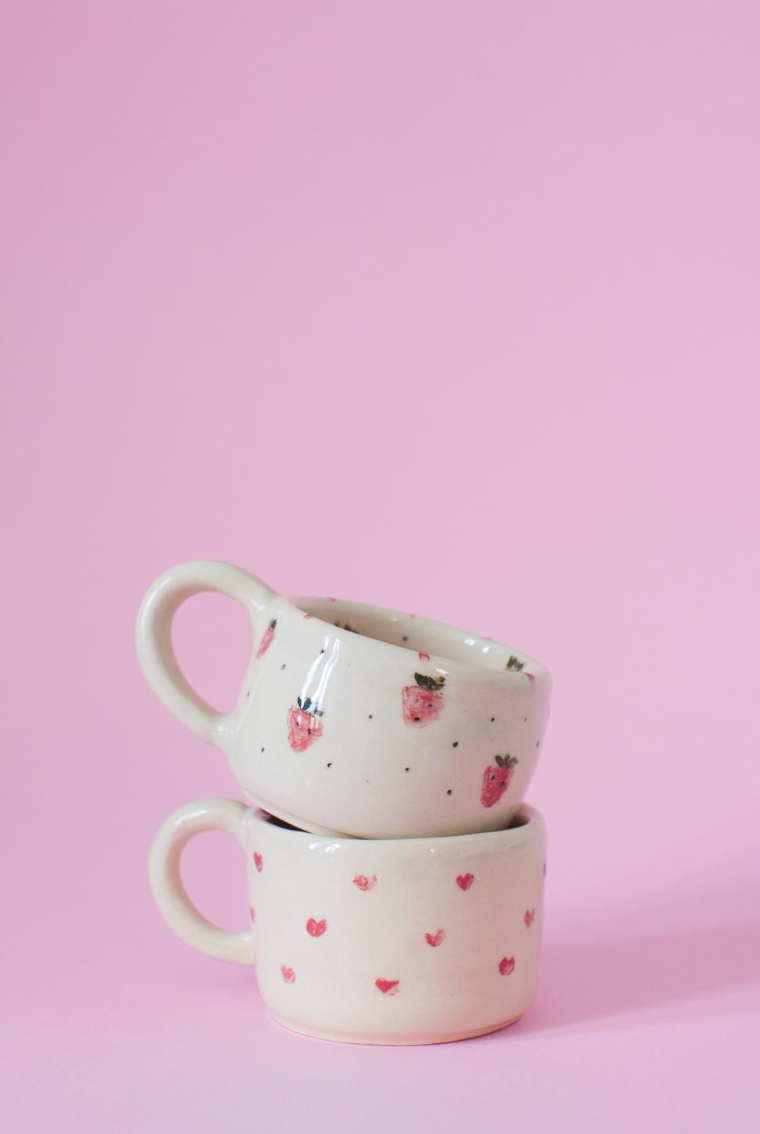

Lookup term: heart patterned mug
[136,560,551,838]
[149,798,546,1045]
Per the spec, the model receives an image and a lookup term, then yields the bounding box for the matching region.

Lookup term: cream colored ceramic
[149,799,546,1045]
[136,560,551,838]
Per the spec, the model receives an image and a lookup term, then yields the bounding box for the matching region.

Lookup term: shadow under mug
[137,560,552,838]
[149,798,547,1045]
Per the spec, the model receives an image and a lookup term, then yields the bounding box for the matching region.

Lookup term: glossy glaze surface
[149,800,546,1045]
[136,561,552,838]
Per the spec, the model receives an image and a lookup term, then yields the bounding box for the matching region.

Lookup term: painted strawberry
[480,754,519,808]
[249,906,256,922]
[524,909,535,928]
[353,874,377,891]
[425,929,445,947]
[375,978,399,995]
[306,917,327,937]
[506,655,535,683]
[253,852,263,872]
[281,965,296,983]
[418,651,431,661]
[256,618,277,658]
[499,957,515,976]
[456,873,475,891]
[402,672,446,727]
[287,696,324,753]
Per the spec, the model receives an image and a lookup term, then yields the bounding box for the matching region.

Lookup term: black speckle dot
[327,762,332,768]
[490,717,495,722]
[405,767,410,772]
[281,663,286,670]
[369,714,373,719]
[260,747,265,753]
[452,741,459,748]
[524,717,527,722]
[536,740,540,747]
[246,691,250,699]
[402,635,409,642]
[413,716,420,722]
[446,789,452,796]
[320,648,325,653]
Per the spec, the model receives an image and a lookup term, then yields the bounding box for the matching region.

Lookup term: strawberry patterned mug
[148,798,546,1045]
[136,560,552,838]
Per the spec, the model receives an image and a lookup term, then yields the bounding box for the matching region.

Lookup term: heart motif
[281,965,296,983]
[352,874,378,891]
[524,908,535,928]
[425,928,445,947]
[499,956,515,976]
[249,906,256,923]
[253,852,263,873]
[306,917,327,937]
[456,873,474,891]
[375,978,400,995]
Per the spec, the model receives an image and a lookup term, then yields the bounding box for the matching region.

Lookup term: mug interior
[292,596,544,675]
[260,806,531,838]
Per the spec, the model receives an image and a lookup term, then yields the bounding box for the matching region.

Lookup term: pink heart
[375,978,399,995]
[281,965,296,983]
[499,956,515,976]
[425,928,445,947]
[352,874,377,891]
[524,908,535,928]
[456,873,474,891]
[306,917,327,937]
[253,852,263,873]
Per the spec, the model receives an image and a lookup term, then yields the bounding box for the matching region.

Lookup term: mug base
[247,797,350,837]
[270,1013,524,1046]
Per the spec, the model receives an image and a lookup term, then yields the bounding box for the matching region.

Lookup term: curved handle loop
[148,798,256,966]
[136,560,277,746]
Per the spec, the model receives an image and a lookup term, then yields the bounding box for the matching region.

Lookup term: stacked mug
[139,561,551,1045]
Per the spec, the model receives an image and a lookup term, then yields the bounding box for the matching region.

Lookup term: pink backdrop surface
[2,1,759,1130]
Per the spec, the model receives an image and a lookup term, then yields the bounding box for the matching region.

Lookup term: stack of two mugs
[139,561,552,1046]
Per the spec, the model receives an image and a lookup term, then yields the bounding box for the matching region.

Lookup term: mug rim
[278,593,551,687]
[250,803,544,851]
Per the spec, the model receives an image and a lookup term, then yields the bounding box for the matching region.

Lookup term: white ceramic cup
[149,799,546,1045]
[136,560,551,838]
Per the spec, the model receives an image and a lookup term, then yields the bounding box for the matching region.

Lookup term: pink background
[2,1,759,1129]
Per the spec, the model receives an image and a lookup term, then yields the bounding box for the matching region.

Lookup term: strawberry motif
[353,874,377,891]
[281,965,296,983]
[425,929,445,947]
[418,651,431,661]
[256,618,277,658]
[506,655,535,683]
[306,917,327,937]
[480,754,518,808]
[499,957,515,976]
[249,906,256,922]
[524,909,535,928]
[402,672,446,727]
[456,873,475,891]
[287,696,324,753]
[253,852,263,872]
[375,978,399,995]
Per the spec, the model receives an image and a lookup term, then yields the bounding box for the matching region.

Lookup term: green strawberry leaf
[414,672,446,691]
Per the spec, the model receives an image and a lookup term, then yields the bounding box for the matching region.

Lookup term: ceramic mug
[149,798,546,1045]
[136,560,551,838]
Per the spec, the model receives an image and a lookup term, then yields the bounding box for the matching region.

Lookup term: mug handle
[136,560,277,746]
[148,798,256,966]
